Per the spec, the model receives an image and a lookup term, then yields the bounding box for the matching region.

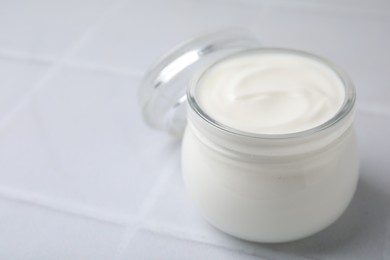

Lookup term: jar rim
[187,48,356,140]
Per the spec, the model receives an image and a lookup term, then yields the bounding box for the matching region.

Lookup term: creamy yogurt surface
[195,51,345,134]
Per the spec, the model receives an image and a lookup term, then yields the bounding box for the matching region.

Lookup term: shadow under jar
[139,31,358,243]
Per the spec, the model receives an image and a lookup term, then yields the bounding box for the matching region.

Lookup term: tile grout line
[0,48,144,78]
[63,59,144,78]
[143,227,271,260]
[142,221,272,260]
[0,185,133,226]
[0,0,127,132]
[141,220,319,260]
[111,151,180,260]
[0,47,56,66]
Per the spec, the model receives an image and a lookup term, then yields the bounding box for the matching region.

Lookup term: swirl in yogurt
[196,51,345,135]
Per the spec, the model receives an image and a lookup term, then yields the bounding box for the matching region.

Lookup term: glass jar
[139,31,358,243]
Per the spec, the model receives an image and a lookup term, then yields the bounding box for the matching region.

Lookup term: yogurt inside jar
[195,50,346,135]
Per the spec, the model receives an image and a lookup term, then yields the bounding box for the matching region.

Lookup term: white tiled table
[0,0,389,259]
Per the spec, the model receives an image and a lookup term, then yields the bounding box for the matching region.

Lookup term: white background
[0,0,389,259]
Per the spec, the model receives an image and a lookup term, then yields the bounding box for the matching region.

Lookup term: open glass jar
[139,30,358,243]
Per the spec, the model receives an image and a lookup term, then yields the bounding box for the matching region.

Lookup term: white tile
[71,0,261,72]
[255,7,390,107]
[0,68,180,217]
[0,196,124,260]
[0,109,60,194]
[120,229,264,260]
[0,0,113,57]
[0,59,48,120]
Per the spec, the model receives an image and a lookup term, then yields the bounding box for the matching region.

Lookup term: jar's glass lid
[138,30,259,137]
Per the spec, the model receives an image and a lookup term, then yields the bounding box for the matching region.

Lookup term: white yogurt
[196,52,345,134]
[182,49,358,243]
